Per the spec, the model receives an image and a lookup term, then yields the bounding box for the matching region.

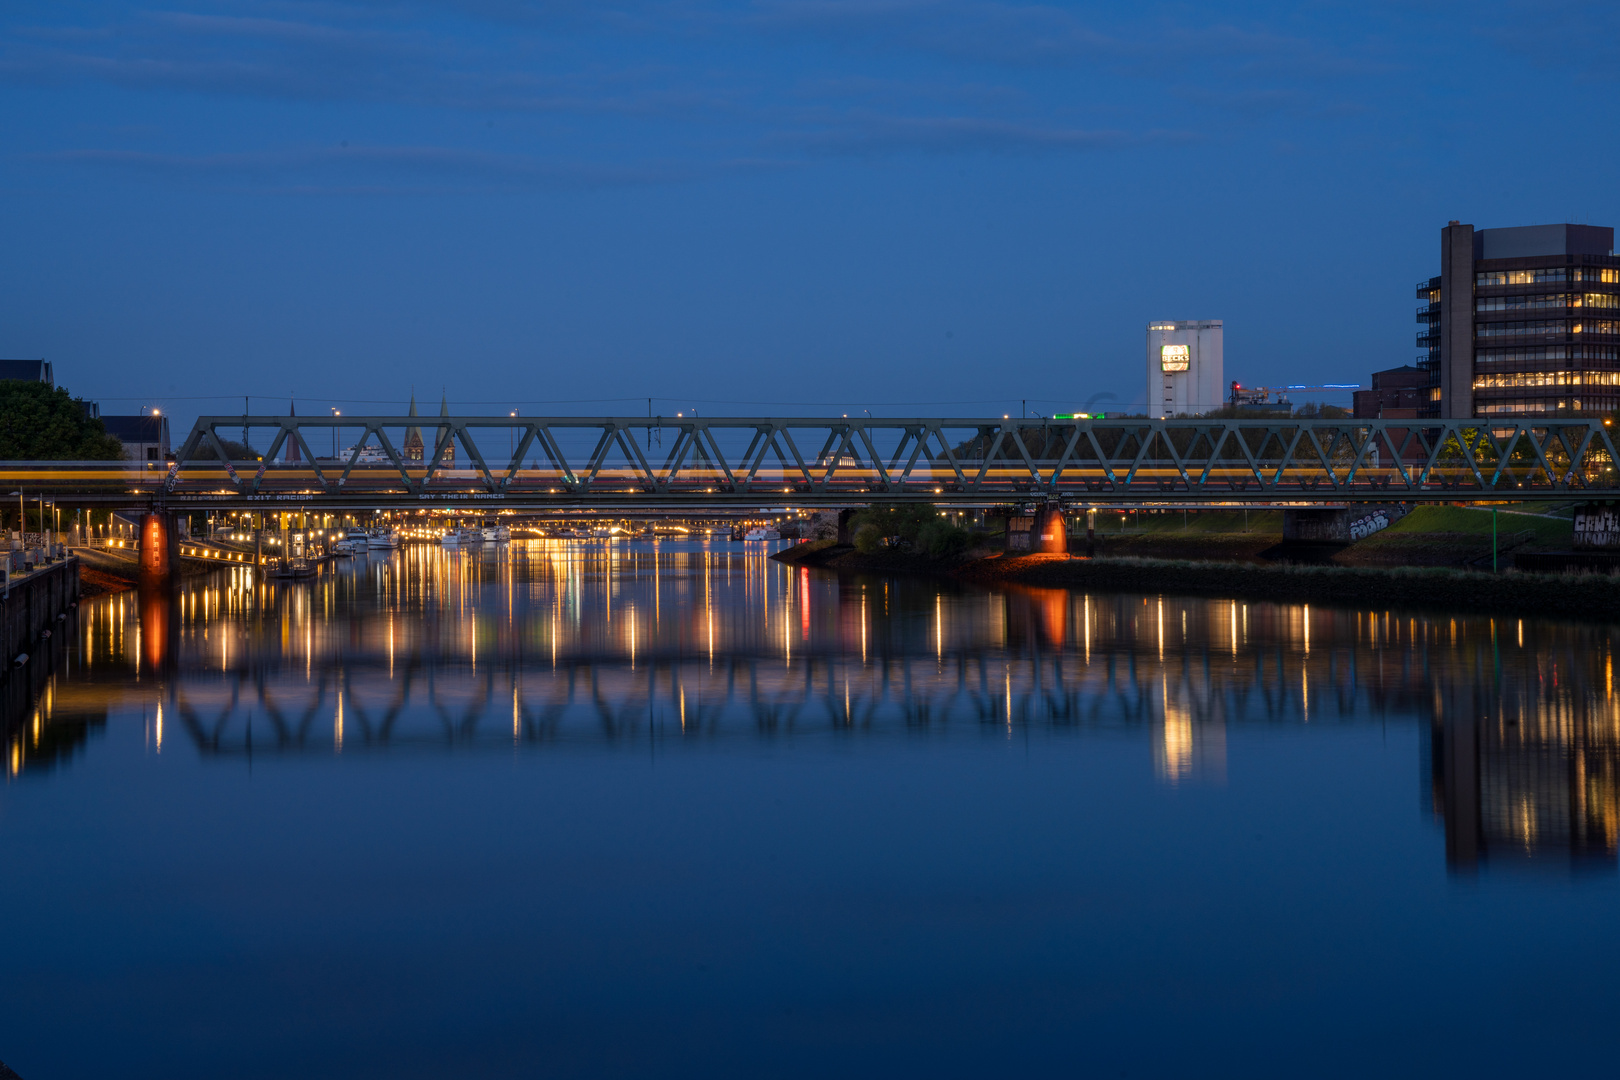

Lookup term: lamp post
[331,408,340,458]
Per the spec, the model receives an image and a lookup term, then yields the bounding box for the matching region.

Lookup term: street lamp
[331,408,340,458]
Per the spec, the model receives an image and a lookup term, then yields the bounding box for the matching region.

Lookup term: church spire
[283,397,300,462]
[404,388,424,462]
[436,391,453,465]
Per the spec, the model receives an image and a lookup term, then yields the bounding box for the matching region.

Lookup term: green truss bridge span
[6,415,1620,509]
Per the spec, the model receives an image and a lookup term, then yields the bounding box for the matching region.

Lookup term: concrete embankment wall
[1,558,81,730]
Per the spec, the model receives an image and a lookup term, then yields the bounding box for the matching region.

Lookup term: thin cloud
[785,113,1194,156]
[30,143,798,190]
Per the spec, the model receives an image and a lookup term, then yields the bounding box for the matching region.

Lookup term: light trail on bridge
[5,414,1619,508]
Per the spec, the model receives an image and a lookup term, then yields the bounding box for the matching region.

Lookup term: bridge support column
[836,508,857,546]
[1030,505,1068,555]
[1282,504,1408,545]
[1008,504,1068,554]
[138,510,178,590]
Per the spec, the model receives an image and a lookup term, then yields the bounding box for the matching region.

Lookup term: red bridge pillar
[138,511,178,590]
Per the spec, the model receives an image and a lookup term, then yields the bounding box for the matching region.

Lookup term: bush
[918,520,973,558]
[853,523,883,554]
[849,502,941,547]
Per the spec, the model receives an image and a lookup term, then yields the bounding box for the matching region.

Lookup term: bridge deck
[3,415,1617,507]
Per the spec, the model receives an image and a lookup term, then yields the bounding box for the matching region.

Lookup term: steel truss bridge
[8,414,1620,508]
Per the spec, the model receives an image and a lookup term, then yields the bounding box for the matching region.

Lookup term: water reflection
[7,540,1620,872]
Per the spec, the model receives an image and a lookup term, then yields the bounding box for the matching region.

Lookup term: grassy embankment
[773,504,1609,618]
[1337,504,1570,567]
[1077,504,1572,567]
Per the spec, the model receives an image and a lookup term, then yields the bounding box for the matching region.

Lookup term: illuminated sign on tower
[1147,321,1223,418]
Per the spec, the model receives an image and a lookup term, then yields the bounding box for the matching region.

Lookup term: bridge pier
[1031,505,1068,555]
[1006,504,1068,555]
[836,508,857,546]
[1282,504,1408,544]
[138,510,179,590]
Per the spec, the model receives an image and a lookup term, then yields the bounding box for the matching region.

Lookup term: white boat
[492,525,511,542]
[591,527,615,538]
[744,527,782,541]
[439,531,461,547]
[331,540,358,556]
[367,528,399,549]
[460,527,484,544]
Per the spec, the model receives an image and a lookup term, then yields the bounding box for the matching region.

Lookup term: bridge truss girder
[10,415,1620,507]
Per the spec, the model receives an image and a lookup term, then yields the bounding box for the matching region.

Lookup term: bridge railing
[5,416,1619,504]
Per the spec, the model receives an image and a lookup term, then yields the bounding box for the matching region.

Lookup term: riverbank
[773,539,1620,620]
[1074,504,1574,567]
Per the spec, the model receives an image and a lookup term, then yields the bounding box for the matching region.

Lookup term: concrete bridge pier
[1282,504,1409,545]
[836,508,857,545]
[1006,504,1069,554]
[138,510,179,590]
[1030,505,1068,555]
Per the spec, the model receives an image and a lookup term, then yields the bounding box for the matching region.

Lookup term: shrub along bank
[845,504,977,558]
[773,543,1620,620]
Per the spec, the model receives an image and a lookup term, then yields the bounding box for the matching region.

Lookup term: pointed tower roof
[436,391,454,464]
[404,389,423,457]
[284,397,300,462]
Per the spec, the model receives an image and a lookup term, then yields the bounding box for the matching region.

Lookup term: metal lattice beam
[5,415,1620,507]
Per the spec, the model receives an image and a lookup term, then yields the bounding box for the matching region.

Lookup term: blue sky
[3,1,1617,427]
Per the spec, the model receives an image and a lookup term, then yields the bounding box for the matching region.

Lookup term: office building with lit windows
[1417,222,1620,419]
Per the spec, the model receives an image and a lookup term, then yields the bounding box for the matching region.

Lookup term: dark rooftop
[0,359,53,385]
[1475,224,1614,260]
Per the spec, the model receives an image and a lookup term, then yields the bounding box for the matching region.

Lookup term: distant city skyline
[5,1,1618,432]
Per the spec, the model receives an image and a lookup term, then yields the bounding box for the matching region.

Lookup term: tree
[849,501,973,557]
[191,437,257,461]
[0,382,124,460]
[1291,402,1350,419]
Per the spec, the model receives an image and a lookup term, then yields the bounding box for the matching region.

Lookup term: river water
[2,540,1618,1078]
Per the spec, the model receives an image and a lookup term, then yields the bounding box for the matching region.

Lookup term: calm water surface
[2,540,1618,1078]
